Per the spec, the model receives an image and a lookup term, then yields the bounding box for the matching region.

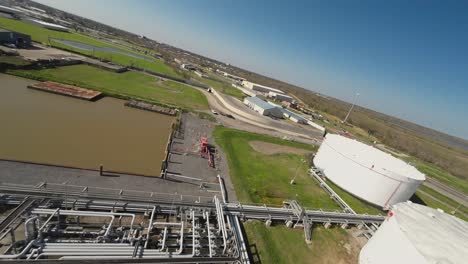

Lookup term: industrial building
[268,91,293,103]
[282,109,308,124]
[359,201,468,264]
[314,134,425,209]
[0,28,31,48]
[27,19,70,32]
[194,71,206,78]
[243,96,284,118]
[0,5,22,15]
[241,80,285,94]
[180,63,197,71]
[223,72,245,82]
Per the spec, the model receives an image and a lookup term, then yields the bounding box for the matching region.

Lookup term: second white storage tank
[314,134,425,209]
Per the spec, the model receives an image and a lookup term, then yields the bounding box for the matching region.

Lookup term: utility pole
[343,93,360,123]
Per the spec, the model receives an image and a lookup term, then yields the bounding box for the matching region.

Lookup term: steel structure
[0,183,385,262]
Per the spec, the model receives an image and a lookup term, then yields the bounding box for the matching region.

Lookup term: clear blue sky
[36,0,468,139]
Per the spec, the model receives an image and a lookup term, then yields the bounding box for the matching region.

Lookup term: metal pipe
[214,196,227,254]
[176,213,184,255]
[104,215,115,238]
[205,211,213,258]
[24,216,38,240]
[38,208,60,234]
[0,240,36,259]
[191,210,195,257]
[144,206,156,249]
[161,227,167,251]
[32,209,135,233]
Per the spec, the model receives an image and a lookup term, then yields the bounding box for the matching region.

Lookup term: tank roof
[323,134,425,181]
[392,202,468,263]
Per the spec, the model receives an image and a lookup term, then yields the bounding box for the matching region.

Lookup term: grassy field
[415,189,467,221]
[214,127,385,215]
[417,185,468,219]
[414,160,468,194]
[7,64,208,110]
[0,17,179,78]
[204,78,244,99]
[244,221,361,264]
[213,126,342,209]
[194,73,244,99]
[0,56,30,66]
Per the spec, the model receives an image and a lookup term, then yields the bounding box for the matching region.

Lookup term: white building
[314,134,425,209]
[222,72,245,82]
[243,96,284,118]
[0,5,22,15]
[28,19,70,32]
[194,71,206,78]
[242,81,284,94]
[180,64,197,71]
[360,201,468,264]
[268,91,293,102]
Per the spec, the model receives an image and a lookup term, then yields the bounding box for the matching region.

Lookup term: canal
[0,74,174,176]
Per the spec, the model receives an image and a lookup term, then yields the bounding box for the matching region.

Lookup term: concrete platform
[0,160,219,203]
[166,113,237,202]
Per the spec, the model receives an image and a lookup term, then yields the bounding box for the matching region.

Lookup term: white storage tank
[314,134,425,209]
[360,201,468,264]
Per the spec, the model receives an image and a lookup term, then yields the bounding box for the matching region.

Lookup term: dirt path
[249,141,313,155]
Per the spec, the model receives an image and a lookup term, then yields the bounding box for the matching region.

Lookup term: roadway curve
[202,88,323,143]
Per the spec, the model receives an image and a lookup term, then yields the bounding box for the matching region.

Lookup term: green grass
[214,119,381,264]
[0,56,30,66]
[0,17,179,78]
[415,190,467,221]
[214,126,342,210]
[418,185,468,216]
[326,181,384,215]
[195,75,244,99]
[415,161,468,194]
[244,221,358,264]
[7,64,208,110]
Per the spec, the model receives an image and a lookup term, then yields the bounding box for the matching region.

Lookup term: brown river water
[0,74,174,176]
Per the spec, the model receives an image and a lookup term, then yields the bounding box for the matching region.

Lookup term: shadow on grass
[248,243,262,264]
[410,193,427,206]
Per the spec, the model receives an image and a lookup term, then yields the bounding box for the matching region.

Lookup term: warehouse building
[0,28,31,48]
[223,72,245,82]
[242,80,285,94]
[180,63,197,71]
[268,91,293,103]
[0,5,22,15]
[28,19,70,32]
[243,96,284,118]
[282,109,308,124]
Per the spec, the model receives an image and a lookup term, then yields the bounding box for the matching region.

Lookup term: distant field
[244,221,360,264]
[195,73,244,99]
[6,64,208,110]
[0,17,179,78]
[415,189,467,221]
[415,161,468,194]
